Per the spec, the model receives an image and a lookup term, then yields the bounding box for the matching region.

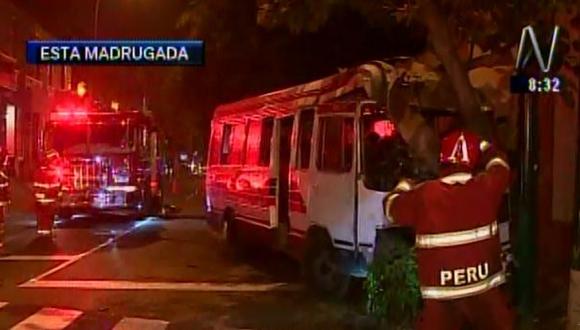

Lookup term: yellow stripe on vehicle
[36,198,57,204]
[33,183,60,189]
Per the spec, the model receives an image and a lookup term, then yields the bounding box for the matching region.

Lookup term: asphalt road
[0,209,363,330]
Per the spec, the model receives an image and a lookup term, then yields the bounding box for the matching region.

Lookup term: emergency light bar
[50,111,88,121]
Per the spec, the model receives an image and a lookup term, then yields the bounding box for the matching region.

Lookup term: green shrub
[364,237,422,328]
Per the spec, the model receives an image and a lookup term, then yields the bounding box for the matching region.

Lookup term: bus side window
[245,120,262,165]
[209,123,223,166]
[228,123,246,165]
[297,109,314,170]
[220,124,233,165]
[259,117,274,166]
[317,116,354,173]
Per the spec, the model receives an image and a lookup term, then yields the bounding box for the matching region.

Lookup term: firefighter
[0,169,8,253]
[383,129,515,330]
[33,149,62,237]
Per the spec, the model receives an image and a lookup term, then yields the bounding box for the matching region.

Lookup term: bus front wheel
[304,232,350,298]
[222,209,239,246]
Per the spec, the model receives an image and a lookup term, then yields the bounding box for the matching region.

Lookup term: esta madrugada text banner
[26,40,205,66]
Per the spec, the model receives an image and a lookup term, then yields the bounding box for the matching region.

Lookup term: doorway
[277,116,294,243]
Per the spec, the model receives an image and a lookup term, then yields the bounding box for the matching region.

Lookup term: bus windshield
[361,114,411,192]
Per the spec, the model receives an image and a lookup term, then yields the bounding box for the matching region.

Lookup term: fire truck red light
[373,120,395,137]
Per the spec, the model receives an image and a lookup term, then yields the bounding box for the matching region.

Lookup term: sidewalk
[7,178,34,214]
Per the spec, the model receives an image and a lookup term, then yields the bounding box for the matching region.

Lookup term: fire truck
[33,86,163,231]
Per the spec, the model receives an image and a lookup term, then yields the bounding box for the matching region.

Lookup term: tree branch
[467,46,514,70]
[416,0,493,140]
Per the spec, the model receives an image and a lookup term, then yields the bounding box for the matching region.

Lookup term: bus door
[356,102,405,266]
[274,115,294,247]
[307,105,357,251]
[287,109,315,243]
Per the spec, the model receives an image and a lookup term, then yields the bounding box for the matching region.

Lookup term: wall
[0,0,72,180]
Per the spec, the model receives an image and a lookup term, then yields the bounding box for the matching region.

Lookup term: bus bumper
[337,248,370,278]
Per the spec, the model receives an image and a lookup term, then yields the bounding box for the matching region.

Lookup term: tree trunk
[389,83,440,177]
[416,0,493,141]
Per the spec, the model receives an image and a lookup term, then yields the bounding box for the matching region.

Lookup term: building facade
[0,0,72,180]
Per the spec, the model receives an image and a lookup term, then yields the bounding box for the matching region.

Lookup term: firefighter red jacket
[384,157,510,300]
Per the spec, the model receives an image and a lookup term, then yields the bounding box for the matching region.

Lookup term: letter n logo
[515,25,560,73]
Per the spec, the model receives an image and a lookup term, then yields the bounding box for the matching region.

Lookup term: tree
[256,0,577,159]
[257,0,580,326]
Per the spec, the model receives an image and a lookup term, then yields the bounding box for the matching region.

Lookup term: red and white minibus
[205,60,512,295]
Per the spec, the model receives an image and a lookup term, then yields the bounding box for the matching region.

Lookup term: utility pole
[568,64,580,330]
[91,0,101,97]
[514,93,539,327]
[94,0,101,39]
[569,138,580,329]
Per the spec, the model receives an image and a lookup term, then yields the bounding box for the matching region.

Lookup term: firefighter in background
[383,129,515,329]
[33,149,63,237]
[0,167,9,252]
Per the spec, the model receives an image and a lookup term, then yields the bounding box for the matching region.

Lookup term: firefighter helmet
[440,129,488,171]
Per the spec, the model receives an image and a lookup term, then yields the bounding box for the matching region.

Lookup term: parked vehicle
[32,90,164,226]
[205,60,513,294]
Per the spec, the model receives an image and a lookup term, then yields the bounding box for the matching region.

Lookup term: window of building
[259,117,274,166]
[62,66,72,90]
[220,124,233,164]
[317,116,354,173]
[47,65,53,87]
[34,65,41,80]
[297,109,314,170]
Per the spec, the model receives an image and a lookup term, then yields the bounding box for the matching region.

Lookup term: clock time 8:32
[528,77,561,93]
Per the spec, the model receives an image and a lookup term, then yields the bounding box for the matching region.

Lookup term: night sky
[11,0,187,109]
[8,0,426,150]
[12,0,186,39]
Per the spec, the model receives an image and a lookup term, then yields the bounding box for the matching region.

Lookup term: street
[0,190,360,330]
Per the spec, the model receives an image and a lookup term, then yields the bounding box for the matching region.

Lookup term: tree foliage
[173,0,426,152]
[257,0,580,321]
[258,0,576,66]
[257,0,579,142]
